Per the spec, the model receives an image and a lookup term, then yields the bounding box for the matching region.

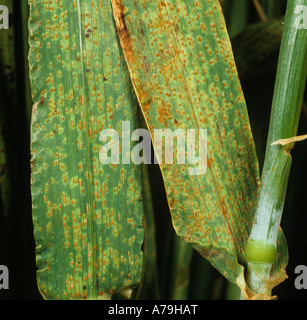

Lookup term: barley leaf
[29,0,143,299]
[112,0,261,286]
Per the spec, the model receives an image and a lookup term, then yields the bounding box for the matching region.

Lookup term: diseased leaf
[29,0,143,299]
[112,0,260,285]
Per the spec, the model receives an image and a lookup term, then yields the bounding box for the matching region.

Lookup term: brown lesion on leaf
[111,0,151,114]
[31,102,39,125]
[111,0,135,65]
[157,101,172,124]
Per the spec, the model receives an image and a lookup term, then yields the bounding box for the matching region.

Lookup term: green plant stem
[261,0,287,19]
[245,0,307,296]
[253,0,268,22]
[225,282,241,300]
[188,253,215,300]
[168,236,193,300]
[228,0,250,38]
[135,164,160,300]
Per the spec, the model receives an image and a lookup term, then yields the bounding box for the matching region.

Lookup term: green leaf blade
[29,0,143,300]
[112,0,260,285]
